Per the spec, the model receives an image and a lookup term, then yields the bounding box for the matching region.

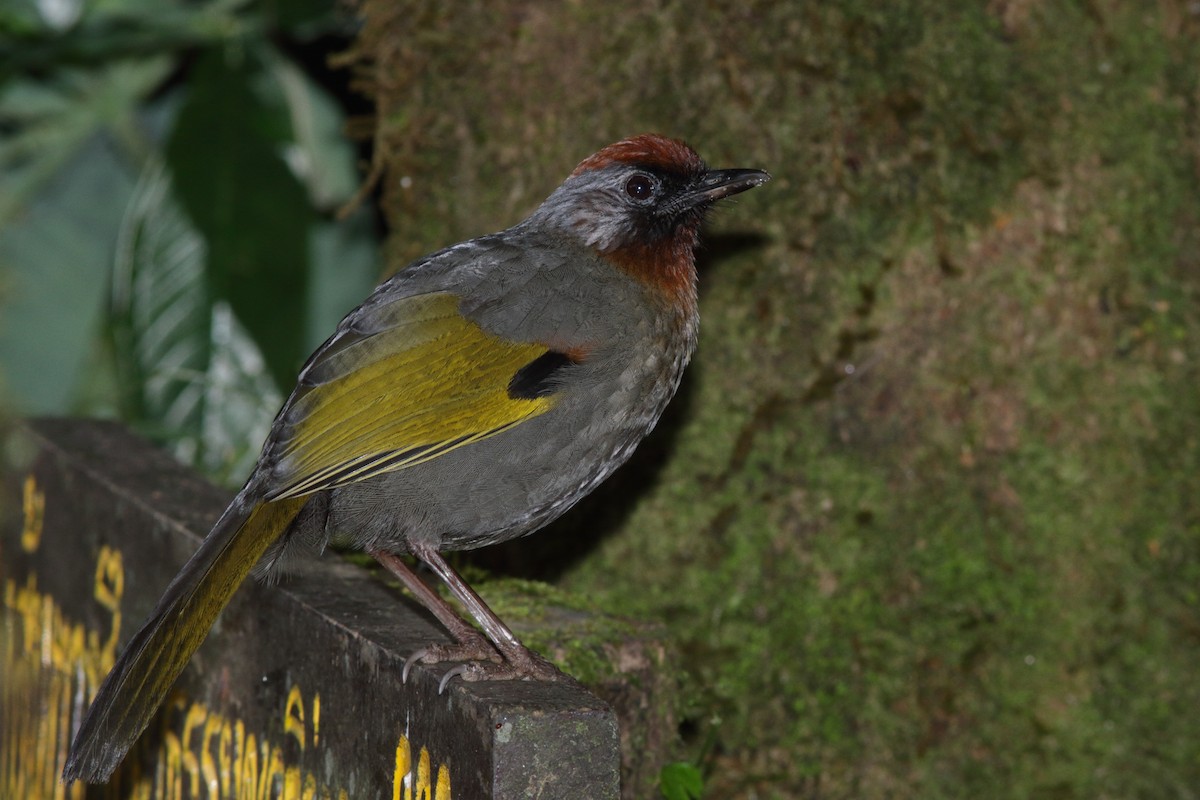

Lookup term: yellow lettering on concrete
[415,746,432,800]
[312,692,320,748]
[392,735,453,800]
[394,735,411,800]
[93,546,123,666]
[200,712,222,796]
[285,683,307,749]
[238,726,259,798]
[285,763,302,799]
[218,716,234,798]
[21,475,44,552]
[264,738,286,800]
[160,724,183,800]
[181,701,207,796]
[3,473,457,799]
[2,534,124,799]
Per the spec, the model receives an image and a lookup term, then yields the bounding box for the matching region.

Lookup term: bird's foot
[403,629,501,683]
[436,646,565,692]
[404,634,566,693]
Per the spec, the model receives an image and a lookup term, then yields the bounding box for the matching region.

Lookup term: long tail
[62,491,307,784]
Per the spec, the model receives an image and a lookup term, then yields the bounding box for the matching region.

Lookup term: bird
[62,133,769,784]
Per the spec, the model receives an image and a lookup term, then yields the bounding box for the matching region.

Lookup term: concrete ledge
[1,418,620,798]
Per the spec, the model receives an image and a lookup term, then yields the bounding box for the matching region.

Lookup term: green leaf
[0,134,135,413]
[251,44,380,350]
[659,762,704,800]
[111,158,280,484]
[198,299,280,483]
[0,58,170,222]
[165,46,313,390]
[255,0,337,33]
[2,5,253,76]
[111,158,212,430]
[306,208,378,350]
[0,1,50,35]
[257,44,360,210]
[86,0,250,17]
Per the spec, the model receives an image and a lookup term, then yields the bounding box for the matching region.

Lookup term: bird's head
[531,134,770,309]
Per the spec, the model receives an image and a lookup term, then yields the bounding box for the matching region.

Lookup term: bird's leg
[370,550,502,680]
[408,541,566,687]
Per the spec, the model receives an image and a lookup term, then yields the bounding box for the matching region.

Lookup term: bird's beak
[685,168,772,207]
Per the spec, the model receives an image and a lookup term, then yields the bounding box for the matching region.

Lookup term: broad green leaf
[165,46,313,390]
[258,45,360,210]
[199,299,279,483]
[86,0,250,18]
[306,208,378,351]
[110,158,212,431]
[0,134,135,413]
[111,159,279,484]
[0,59,170,222]
[252,44,380,351]
[2,8,252,78]
[255,0,337,32]
[659,762,704,800]
[0,1,46,35]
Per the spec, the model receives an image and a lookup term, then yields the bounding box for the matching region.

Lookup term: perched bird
[63,133,769,784]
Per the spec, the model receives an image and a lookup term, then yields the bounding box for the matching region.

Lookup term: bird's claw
[438,664,470,694]
[402,648,428,683]
[402,637,503,685]
[436,653,566,693]
[403,639,566,692]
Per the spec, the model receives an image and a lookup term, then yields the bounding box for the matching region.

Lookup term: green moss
[456,572,650,684]
[356,1,1200,795]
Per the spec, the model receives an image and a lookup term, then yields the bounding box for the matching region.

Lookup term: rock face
[347,3,1200,797]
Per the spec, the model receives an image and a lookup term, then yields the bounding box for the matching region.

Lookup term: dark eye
[624,173,655,201]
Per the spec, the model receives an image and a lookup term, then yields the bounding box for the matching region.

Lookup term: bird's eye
[624,173,655,201]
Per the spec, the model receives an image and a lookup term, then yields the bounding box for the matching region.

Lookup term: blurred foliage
[659,760,704,800]
[0,0,378,484]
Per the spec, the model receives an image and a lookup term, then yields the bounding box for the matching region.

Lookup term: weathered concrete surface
[1,418,619,798]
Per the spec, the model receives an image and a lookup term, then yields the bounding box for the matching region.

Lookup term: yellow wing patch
[270,293,555,499]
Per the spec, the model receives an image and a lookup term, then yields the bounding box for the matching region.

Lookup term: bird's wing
[263,290,558,500]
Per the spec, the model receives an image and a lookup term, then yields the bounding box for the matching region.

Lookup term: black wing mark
[507,350,579,400]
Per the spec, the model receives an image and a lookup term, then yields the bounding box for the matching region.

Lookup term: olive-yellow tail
[62,492,307,783]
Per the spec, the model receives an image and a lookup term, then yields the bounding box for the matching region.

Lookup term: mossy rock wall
[349,3,1200,797]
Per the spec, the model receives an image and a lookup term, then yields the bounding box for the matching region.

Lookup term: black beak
[685,168,771,207]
